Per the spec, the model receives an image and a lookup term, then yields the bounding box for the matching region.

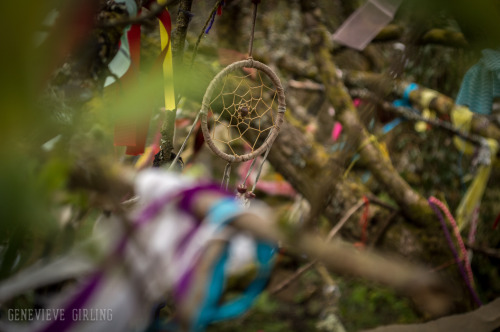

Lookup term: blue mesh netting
[456,49,500,115]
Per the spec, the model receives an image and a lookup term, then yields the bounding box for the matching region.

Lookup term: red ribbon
[360,196,370,245]
[493,211,500,230]
[354,196,370,249]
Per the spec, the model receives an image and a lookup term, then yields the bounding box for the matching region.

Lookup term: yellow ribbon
[456,139,498,231]
[451,106,475,154]
[159,0,176,111]
[135,146,156,169]
[450,105,499,230]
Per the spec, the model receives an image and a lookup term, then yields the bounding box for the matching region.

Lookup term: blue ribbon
[191,198,276,332]
[403,82,418,101]
[383,83,419,134]
[205,12,216,34]
[205,1,224,34]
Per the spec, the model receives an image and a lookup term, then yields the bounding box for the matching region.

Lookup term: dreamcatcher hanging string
[221,162,232,190]
[250,143,271,193]
[248,0,260,58]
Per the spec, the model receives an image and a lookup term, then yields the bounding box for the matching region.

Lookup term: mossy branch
[300,5,435,227]
[343,70,500,143]
[369,25,468,48]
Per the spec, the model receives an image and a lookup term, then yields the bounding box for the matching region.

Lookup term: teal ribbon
[383,83,419,134]
[191,198,275,332]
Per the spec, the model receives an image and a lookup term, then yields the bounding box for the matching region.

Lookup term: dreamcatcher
[171,0,286,204]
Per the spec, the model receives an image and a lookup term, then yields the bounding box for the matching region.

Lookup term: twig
[189,0,223,69]
[430,258,462,272]
[270,199,365,295]
[366,194,399,212]
[172,0,193,65]
[99,0,179,28]
[386,103,484,145]
[288,79,325,92]
[465,241,500,260]
[325,199,366,241]
[269,260,315,295]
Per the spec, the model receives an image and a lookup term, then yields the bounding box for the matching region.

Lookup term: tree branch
[235,210,450,316]
[420,28,468,48]
[158,0,194,165]
[99,0,179,28]
[300,4,435,227]
[171,0,193,67]
[189,0,224,69]
[343,70,500,144]
[350,88,486,146]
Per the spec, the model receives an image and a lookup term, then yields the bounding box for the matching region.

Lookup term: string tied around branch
[428,196,482,307]
[205,0,225,34]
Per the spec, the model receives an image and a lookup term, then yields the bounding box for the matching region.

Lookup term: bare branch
[189,0,224,69]
[466,242,500,260]
[350,88,485,146]
[99,0,179,28]
[270,199,366,295]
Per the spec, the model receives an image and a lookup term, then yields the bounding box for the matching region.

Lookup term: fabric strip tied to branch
[110,0,176,156]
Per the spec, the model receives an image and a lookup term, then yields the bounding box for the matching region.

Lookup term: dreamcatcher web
[208,70,279,157]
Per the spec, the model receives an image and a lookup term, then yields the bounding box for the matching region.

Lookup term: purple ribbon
[38,271,104,332]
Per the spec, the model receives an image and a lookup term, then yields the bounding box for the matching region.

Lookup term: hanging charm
[200,59,286,163]
[200,0,285,194]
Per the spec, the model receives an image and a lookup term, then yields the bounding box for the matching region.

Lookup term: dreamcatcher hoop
[200,59,286,163]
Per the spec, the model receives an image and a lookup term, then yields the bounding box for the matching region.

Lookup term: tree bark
[171,0,193,64]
